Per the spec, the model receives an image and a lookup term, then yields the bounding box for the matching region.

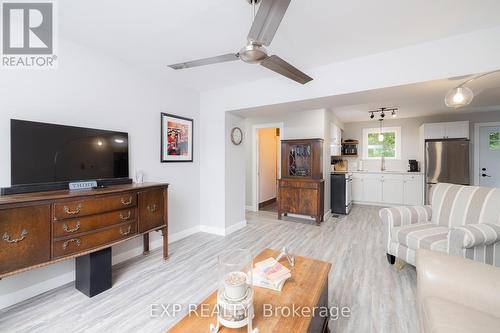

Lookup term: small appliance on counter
[408,160,419,172]
[331,173,352,215]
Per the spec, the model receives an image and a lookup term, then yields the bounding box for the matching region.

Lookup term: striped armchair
[379,183,500,267]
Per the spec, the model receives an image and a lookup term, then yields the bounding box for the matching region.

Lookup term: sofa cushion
[430,183,500,227]
[421,296,500,333]
[392,223,448,252]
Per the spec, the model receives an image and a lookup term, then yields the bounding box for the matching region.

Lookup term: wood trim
[258,197,276,209]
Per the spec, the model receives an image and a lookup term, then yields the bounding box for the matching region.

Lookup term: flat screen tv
[10,119,130,190]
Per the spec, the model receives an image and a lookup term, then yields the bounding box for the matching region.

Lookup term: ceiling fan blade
[168,53,239,70]
[260,55,313,84]
[247,0,291,46]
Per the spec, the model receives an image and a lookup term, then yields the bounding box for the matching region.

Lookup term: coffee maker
[408,160,419,172]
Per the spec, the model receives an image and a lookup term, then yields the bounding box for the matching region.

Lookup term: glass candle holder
[218,249,252,301]
[217,249,253,326]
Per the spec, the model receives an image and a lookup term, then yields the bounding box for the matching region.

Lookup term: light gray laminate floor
[0,205,419,333]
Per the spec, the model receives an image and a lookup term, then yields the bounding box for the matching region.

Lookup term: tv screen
[11,119,129,186]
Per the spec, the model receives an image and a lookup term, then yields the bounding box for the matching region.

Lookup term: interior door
[479,126,500,188]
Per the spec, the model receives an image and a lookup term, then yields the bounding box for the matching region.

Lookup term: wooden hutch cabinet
[278,139,324,225]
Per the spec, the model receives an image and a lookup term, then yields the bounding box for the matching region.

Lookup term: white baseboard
[199,225,226,236]
[225,220,247,235]
[200,220,247,236]
[245,205,255,211]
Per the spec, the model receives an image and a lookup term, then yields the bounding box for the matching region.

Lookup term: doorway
[257,128,280,211]
[475,123,500,187]
[252,123,283,212]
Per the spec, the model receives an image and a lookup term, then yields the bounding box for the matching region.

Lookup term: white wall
[342,111,500,173]
[258,128,278,204]
[224,112,246,232]
[242,109,331,215]
[0,40,201,309]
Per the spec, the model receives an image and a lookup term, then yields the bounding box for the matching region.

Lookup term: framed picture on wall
[161,113,193,162]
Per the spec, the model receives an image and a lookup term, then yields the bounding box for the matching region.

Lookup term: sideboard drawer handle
[147,204,157,213]
[2,229,28,243]
[121,197,133,205]
[63,221,80,233]
[63,204,82,215]
[119,226,132,236]
[62,238,81,250]
[120,211,132,220]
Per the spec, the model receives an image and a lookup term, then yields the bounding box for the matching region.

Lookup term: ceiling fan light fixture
[239,43,268,64]
[445,86,474,108]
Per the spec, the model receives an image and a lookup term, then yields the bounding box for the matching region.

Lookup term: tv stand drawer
[53,193,137,221]
[52,221,137,259]
[52,208,136,238]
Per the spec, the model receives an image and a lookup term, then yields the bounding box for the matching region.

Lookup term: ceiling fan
[167,0,313,85]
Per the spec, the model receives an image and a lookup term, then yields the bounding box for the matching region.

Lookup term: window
[490,132,500,150]
[362,127,401,159]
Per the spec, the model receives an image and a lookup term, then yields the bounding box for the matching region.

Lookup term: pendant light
[445,70,500,108]
[444,86,474,108]
[378,119,384,142]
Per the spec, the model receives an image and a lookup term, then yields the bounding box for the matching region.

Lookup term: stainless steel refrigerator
[425,139,470,203]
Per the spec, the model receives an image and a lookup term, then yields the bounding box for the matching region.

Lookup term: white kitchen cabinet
[422,121,469,140]
[351,177,363,202]
[382,175,404,205]
[444,121,469,139]
[362,174,383,203]
[403,174,424,206]
[330,123,342,156]
[351,172,424,206]
[424,123,446,140]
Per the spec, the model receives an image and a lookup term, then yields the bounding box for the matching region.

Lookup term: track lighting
[368,107,397,120]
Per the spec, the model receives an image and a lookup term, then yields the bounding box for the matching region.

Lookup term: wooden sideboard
[0,183,168,292]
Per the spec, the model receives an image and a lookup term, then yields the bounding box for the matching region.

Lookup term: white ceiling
[232,72,500,122]
[60,0,500,91]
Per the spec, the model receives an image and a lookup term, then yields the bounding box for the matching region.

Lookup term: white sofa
[416,249,500,333]
[379,183,500,266]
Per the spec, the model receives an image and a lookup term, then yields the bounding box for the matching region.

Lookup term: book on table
[253,257,291,291]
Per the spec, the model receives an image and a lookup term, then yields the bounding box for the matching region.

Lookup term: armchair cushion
[392,223,448,252]
[451,223,500,248]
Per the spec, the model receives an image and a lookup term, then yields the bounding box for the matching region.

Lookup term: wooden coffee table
[168,248,331,333]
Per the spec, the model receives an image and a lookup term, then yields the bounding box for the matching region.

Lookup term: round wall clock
[231,127,243,145]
